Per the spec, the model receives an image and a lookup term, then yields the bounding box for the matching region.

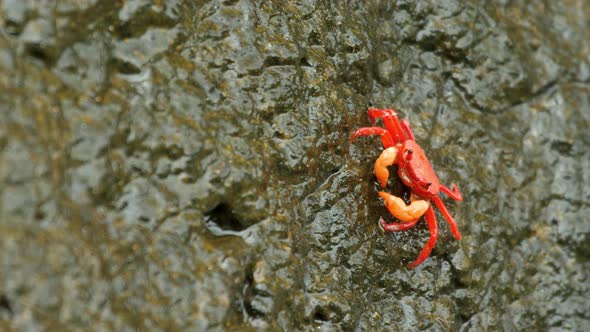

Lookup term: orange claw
[378,191,429,223]
[374,147,398,187]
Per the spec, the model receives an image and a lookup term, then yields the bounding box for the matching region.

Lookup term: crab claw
[378,191,429,222]
[374,147,398,187]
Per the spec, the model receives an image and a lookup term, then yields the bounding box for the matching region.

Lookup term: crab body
[350,107,463,268]
[397,140,440,198]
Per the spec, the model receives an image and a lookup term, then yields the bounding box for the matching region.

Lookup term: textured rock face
[0,1,588,331]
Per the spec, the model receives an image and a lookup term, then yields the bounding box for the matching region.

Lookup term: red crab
[351,107,463,268]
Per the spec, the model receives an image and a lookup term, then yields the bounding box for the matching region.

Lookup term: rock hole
[26,44,53,65]
[550,140,573,155]
[0,294,13,317]
[312,306,330,322]
[300,57,311,67]
[204,203,248,232]
[4,19,22,35]
[109,58,141,75]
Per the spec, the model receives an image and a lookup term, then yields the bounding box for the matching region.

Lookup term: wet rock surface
[0,0,588,331]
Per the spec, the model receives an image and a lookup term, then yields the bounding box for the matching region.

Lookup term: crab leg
[378,192,429,223]
[379,216,420,232]
[350,127,395,148]
[367,108,407,143]
[432,195,461,240]
[440,184,463,201]
[400,119,416,141]
[407,206,438,268]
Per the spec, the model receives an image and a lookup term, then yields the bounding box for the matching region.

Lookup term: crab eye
[417,178,431,189]
[405,149,413,160]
